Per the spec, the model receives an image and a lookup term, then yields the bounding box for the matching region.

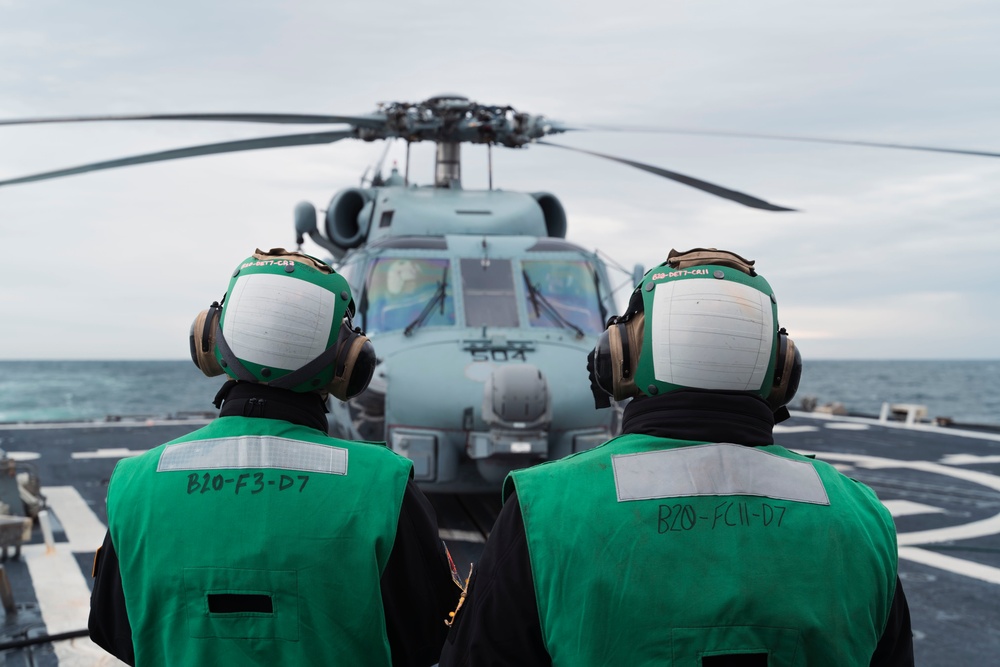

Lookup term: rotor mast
[435,142,461,188]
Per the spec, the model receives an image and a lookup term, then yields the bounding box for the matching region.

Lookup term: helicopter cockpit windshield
[363,257,455,334]
[360,253,606,336]
[521,259,605,335]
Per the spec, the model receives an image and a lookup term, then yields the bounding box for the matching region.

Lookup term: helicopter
[2,94,996,491]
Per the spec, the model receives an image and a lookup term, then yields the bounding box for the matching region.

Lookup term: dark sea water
[0,360,224,423]
[796,359,999,426]
[0,359,997,427]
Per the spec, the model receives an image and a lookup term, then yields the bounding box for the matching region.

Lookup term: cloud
[1,0,998,359]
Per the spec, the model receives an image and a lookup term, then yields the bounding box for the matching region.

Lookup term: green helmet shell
[214,253,354,393]
[632,263,780,399]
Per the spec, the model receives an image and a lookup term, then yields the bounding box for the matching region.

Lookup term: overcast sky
[1,0,998,360]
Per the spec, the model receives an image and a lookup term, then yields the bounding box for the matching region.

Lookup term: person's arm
[88,531,136,666]
[380,479,462,667]
[439,492,550,667]
[869,576,914,667]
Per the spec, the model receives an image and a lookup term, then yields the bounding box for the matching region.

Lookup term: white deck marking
[799,450,1000,546]
[940,454,1000,466]
[23,544,91,634]
[42,486,107,552]
[0,418,212,431]
[772,425,818,434]
[800,450,1000,586]
[24,486,127,664]
[23,543,127,665]
[789,411,1000,443]
[882,500,946,517]
[824,422,870,431]
[898,546,1000,586]
[5,451,40,461]
[71,448,147,460]
[439,528,486,543]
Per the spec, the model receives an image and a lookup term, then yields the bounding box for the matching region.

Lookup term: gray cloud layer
[1,0,997,359]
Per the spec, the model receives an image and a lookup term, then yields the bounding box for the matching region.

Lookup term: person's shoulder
[333,438,414,471]
[332,437,393,454]
[115,440,171,469]
[767,444,857,484]
[507,434,631,493]
[772,444,895,519]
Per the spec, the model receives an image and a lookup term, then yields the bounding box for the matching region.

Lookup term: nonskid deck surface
[0,412,997,666]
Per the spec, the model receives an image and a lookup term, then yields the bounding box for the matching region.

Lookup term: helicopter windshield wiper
[403,266,449,337]
[522,270,586,339]
[589,263,608,324]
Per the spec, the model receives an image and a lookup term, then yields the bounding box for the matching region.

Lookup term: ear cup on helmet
[598,311,645,401]
[591,329,616,399]
[343,339,377,400]
[767,331,801,410]
[189,306,225,377]
[609,312,646,401]
[587,343,612,409]
[325,325,377,401]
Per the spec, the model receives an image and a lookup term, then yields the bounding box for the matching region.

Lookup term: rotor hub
[371,95,558,146]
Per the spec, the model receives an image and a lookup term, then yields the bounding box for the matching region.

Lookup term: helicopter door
[459,259,519,328]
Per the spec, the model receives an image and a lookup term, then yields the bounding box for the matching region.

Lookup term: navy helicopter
[3,94,992,491]
[282,95,799,490]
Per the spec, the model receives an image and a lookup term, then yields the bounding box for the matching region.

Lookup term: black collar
[621,390,775,446]
[215,380,330,433]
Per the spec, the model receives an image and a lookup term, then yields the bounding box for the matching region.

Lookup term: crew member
[440,248,913,666]
[90,248,459,666]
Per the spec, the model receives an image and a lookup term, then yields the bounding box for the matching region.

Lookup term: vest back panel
[507,434,898,667]
[107,416,413,666]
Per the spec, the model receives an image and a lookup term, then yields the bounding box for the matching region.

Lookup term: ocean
[0,359,997,428]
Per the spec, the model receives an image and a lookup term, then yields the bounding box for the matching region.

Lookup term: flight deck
[0,410,997,666]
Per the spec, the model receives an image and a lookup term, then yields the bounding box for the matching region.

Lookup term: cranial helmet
[189,248,376,401]
[588,248,801,416]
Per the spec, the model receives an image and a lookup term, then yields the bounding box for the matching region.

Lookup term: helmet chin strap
[269,322,356,391]
[213,319,257,383]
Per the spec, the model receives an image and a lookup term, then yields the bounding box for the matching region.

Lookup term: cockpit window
[521,259,604,334]
[460,258,520,328]
[363,258,454,334]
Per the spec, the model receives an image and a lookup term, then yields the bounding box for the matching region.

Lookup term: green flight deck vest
[106,416,413,666]
[505,433,898,667]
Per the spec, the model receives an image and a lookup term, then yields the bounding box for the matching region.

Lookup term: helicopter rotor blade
[535,140,795,212]
[0,130,356,188]
[576,125,1000,160]
[0,112,388,129]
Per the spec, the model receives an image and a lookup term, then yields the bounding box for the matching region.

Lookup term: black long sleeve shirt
[440,391,914,667]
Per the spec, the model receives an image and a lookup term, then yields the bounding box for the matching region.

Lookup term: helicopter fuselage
[302,180,621,491]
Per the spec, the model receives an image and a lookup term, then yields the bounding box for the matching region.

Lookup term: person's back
[91,248,459,666]
[508,429,897,665]
[440,248,913,666]
[107,414,411,665]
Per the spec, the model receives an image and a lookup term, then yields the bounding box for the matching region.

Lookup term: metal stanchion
[0,564,15,614]
[38,509,56,555]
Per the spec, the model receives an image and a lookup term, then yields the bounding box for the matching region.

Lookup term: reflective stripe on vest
[612,442,829,504]
[156,435,348,475]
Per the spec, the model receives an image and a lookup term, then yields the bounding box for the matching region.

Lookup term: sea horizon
[1,359,997,428]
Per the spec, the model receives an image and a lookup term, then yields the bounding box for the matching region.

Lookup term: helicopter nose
[466,364,554,484]
[482,364,551,429]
